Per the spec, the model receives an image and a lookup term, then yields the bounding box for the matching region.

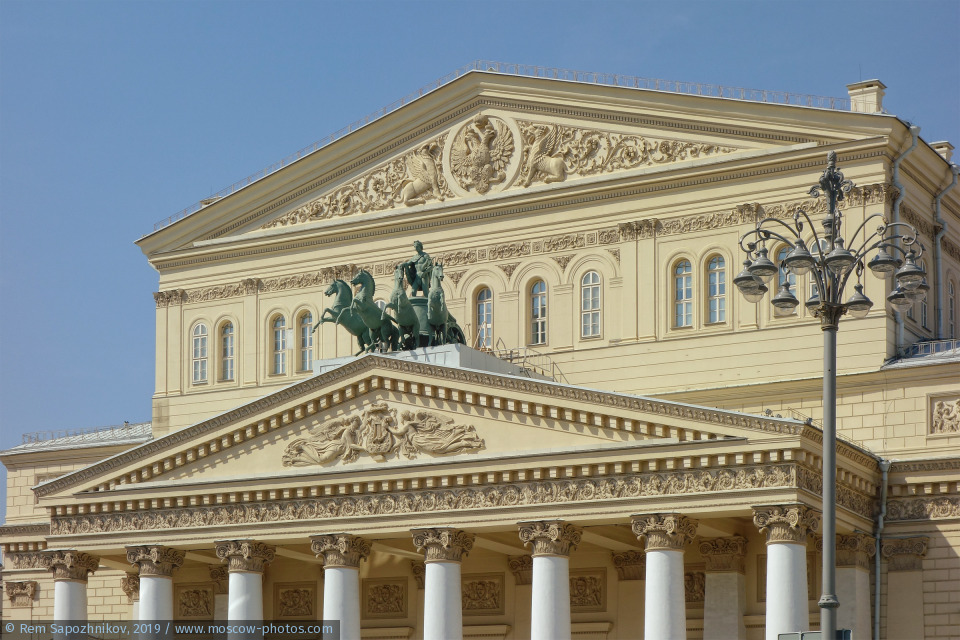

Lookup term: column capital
[310,533,372,568]
[881,536,929,572]
[698,535,748,573]
[41,549,100,582]
[752,504,819,544]
[631,513,698,551]
[214,539,275,573]
[120,574,140,602]
[411,560,426,589]
[611,550,646,580]
[815,533,875,570]
[411,527,475,562]
[125,545,185,577]
[5,580,38,607]
[518,520,582,557]
[507,555,533,585]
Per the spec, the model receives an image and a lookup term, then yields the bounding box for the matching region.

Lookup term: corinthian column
[215,540,275,622]
[311,534,371,640]
[753,505,819,640]
[631,513,698,640]
[699,536,748,640]
[41,550,100,621]
[518,520,583,640]
[121,574,141,621]
[126,545,185,620]
[412,528,475,640]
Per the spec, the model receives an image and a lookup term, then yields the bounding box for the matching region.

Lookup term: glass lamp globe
[845,283,873,318]
[747,247,778,283]
[784,242,816,276]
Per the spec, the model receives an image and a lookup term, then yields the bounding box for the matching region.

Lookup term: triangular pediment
[36,353,812,503]
[138,71,885,256]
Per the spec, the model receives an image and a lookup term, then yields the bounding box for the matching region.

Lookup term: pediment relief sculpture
[259,112,742,230]
[282,401,484,466]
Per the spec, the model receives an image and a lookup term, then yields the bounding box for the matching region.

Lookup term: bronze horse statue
[426,262,466,346]
[314,279,374,355]
[383,264,421,350]
[351,269,399,352]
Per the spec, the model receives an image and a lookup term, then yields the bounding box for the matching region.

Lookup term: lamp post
[735,151,925,639]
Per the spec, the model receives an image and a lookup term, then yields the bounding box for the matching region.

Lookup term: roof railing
[21,421,146,445]
[897,338,959,359]
[145,60,850,237]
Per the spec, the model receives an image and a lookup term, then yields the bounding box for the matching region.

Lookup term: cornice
[0,522,50,537]
[151,147,888,273]
[36,357,810,499]
[889,458,960,474]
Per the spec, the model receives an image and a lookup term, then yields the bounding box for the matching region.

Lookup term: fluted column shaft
[518,520,583,640]
[753,505,819,640]
[311,534,372,640]
[42,550,99,622]
[412,528,475,640]
[215,540,275,627]
[126,545,185,620]
[699,536,748,640]
[632,514,699,640]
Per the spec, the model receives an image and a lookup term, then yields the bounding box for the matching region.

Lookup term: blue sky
[1,0,957,521]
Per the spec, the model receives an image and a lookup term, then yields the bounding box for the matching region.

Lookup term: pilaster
[881,536,928,640]
[699,537,747,640]
[5,581,38,607]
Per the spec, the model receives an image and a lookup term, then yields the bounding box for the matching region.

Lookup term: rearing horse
[351,269,399,352]
[383,264,421,349]
[426,262,464,346]
[315,279,373,355]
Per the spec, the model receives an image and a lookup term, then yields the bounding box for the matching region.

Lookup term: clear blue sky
[1,0,957,522]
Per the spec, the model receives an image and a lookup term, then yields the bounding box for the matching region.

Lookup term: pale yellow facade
[2,70,959,639]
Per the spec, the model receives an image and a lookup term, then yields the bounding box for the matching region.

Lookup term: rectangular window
[300,323,313,371]
[708,271,725,323]
[221,329,234,381]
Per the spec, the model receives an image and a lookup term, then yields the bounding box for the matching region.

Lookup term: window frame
[580,270,602,339]
[673,260,693,328]
[191,323,208,384]
[220,321,235,382]
[299,311,314,372]
[271,315,287,376]
[705,254,726,325]
[530,279,547,346]
[475,287,493,349]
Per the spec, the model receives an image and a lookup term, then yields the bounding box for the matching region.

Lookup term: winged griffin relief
[261,136,453,229]
[516,120,738,187]
[450,115,515,194]
[281,401,485,465]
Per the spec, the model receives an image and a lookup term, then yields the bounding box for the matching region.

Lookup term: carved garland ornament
[214,540,275,573]
[126,545,185,577]
[310,534,371,568]
[518,520,582,557]
[50,463,808,535]
[631,513,698,551]
[41,550,100,581]
[885,496,960,522]
[753,504,819,544]
[462,574,504,613]
[411,527,475,562]
[282,401,484,466]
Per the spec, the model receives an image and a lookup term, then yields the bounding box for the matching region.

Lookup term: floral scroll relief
[516,120,737,187]
[281,401,484,466]
[261,135,453,229]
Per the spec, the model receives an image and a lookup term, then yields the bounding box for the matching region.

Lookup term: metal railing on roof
[897,338,959,358]
[21,422,146,445]
[490,342,568,384]
[146,60,851,237]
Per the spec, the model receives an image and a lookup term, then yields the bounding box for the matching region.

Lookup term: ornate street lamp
[736,151,925,639]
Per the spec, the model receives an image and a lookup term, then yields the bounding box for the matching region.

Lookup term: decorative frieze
[0,523,50,537]
[881,537,929,571]
[125,545,185,577]
[684,571,706,603]
[944,238,960,263]
[931,397,960,434]
[41,549,99,581]
[569,569,605,612]
[489,241,530,260]
[51,462,809,534]
[618,220,657,240]
[631,513,698,551]
[282,401,484,466]
[310,534,371,568]
[411,527,475,562]
[901,205,937,239]
[753,504,819,544]
[815,533,875,570]
[175,583,214,620]
[518,520,582,557]
[5,580,38,607]
[507,555,533,585]
[4,551,47,570]
[884,497,960,522]
[362,578,407,619]
[121,574,140,602]
[214,540,275,573]
[611,550,645,581]
[497,262,520,278]
[698,536,747,573]
[153,289,185,308]
[462,573,504,615]
[552,254,574,270]
[274,582,316,619]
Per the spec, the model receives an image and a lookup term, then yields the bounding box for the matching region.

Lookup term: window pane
[580,273,601,337]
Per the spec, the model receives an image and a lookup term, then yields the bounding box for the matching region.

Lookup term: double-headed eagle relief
[281,401,485,465]
[450,115,515,194]
[260,113,739,230]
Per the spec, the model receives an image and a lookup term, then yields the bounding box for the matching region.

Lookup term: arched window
[272,316,287,375]
[530,280,547,345]
[476,288,493,349]
[674,260,692,327]
[220,322,235,381]
[299,312,313,371]
[706,255,726,324]
[775,247,797,315]
[949,281,956,339]
[192,324,208,383]
[581,271,601,338]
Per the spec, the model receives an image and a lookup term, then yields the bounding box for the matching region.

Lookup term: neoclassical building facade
[2,67,959,640]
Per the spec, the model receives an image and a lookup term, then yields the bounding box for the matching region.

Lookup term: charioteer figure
[400,240,433,297]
